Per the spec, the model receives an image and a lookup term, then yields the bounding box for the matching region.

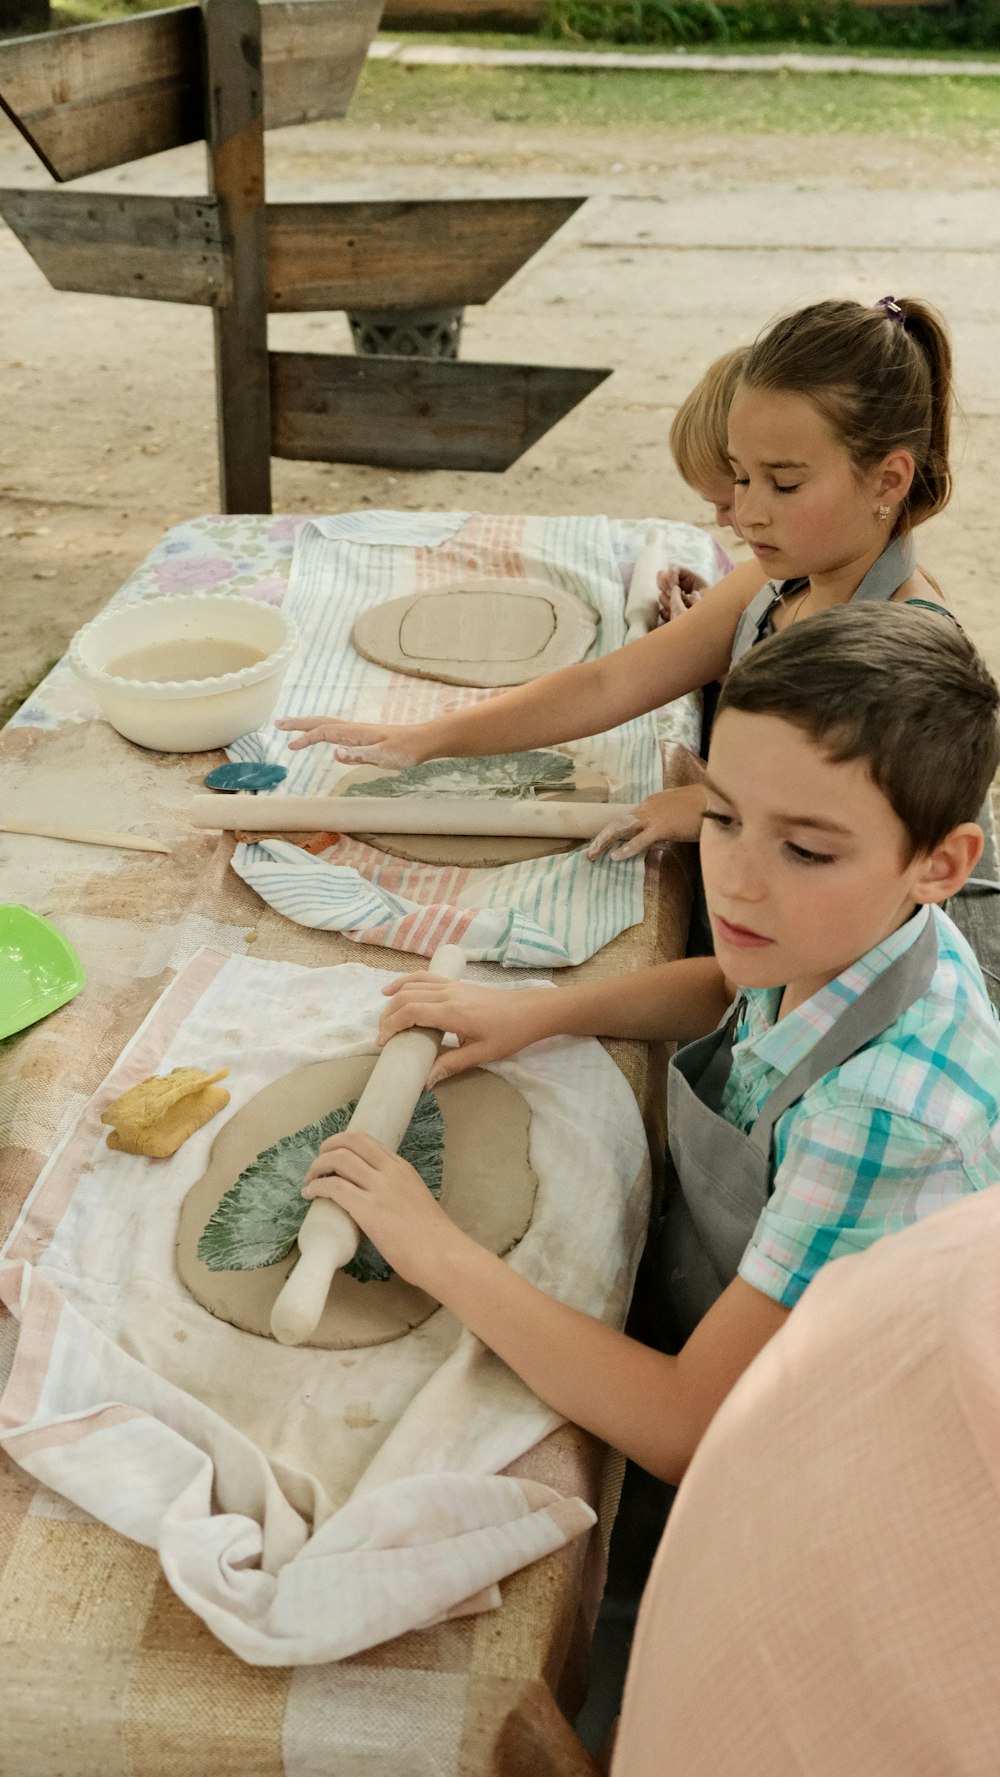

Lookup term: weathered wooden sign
[0,0,610,511]
[0,0,380,181]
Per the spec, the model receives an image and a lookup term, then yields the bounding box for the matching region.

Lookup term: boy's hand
[587,785,705,861]
[378,980,554,1082]
[274,715,433,768]
[656,565,707,624]
[302,1130,462,1292]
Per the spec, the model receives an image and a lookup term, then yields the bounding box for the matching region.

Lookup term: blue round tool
[204,762,288,794]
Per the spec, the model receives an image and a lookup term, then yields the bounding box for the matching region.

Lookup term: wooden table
[0,517,694,1777]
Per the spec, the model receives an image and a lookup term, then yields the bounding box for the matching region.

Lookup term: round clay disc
[332,763,609,868]
[176,1056,537,1349]
[352,578,598,689]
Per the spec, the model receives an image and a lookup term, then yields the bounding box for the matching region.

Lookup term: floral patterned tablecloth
[0,512,700,1777]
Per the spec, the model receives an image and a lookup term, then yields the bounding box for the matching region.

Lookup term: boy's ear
[911,823,984,904]
[875,449,915,508]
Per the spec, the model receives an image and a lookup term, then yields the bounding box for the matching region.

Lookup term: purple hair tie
[876,295,905,324]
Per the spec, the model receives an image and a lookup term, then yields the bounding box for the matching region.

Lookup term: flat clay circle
[352,578,598,689]
[332,763,609,868]
[176,1056,536,1349]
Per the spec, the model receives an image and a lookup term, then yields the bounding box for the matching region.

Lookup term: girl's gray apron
[730,531,919,667]
[659,911,938,1344]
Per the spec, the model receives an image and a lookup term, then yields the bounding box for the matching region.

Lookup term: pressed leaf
[198,1089,445,1284]
[344,750,575,801]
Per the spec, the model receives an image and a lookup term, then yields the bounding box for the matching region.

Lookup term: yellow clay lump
[103,1067,230,1158]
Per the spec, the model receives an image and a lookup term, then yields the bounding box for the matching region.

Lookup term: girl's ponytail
[740,296,954,531]
[897,297,952,525]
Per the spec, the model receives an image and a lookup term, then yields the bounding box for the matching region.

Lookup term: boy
[303,606,1000,1484]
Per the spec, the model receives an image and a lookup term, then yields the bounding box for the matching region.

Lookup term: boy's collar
[737,906,933,1074]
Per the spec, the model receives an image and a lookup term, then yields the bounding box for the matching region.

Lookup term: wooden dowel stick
[191,794,630,840]
[0,820,170,854]
[269,943,468,1348]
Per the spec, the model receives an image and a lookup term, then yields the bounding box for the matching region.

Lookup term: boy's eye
[732,477,749,488]
[774,482,800,494]
[787,841,835,866]
[701,810,733,830]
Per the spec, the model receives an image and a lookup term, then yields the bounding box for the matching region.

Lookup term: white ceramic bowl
[70,593,298,753]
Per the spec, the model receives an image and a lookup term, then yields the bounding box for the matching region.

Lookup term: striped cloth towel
[230,511,716,967]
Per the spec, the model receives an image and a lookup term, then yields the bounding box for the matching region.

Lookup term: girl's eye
[732,477,749,488]
[787,841,835,866]
[774,483,800,495]
[701,810,733,830]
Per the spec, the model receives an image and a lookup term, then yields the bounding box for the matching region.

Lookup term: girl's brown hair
[739,298,952,530]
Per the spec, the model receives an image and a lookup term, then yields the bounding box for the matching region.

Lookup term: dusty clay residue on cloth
[176,1057,537,1349]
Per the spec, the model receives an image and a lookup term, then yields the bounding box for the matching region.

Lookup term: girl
[277,296,953,861]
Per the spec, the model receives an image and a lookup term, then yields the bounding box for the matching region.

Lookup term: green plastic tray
[0,904,85,1042]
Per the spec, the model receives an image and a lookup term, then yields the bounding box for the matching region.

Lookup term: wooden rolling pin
[0,819,170,854]
[191,794,631,840]
[269,942,467,1347]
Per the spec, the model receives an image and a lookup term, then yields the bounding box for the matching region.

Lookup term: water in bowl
[105,639,268,682]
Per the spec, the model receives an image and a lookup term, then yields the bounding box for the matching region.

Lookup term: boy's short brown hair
[669,347,748,490]
[717,605,1000,856]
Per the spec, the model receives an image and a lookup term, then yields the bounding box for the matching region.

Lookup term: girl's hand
[274,716,434,768]
[302,1130,463,1292]
[378,979,554,1082]
[586,786,705,862]
[657,565,708,624]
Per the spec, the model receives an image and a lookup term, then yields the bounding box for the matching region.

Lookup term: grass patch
[0,657,61,730]
[544,0,1000,51]
[52,0,179,23]
[354,59,1000,137]
[51,0,1000,50]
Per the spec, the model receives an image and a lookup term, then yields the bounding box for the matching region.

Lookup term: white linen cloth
[0,948,650,1666]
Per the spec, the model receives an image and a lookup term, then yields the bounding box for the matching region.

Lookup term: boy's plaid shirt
[720,905,1000,1309]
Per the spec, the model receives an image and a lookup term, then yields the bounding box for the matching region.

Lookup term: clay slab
[176,1055,537,1349]
[352,577,598,688]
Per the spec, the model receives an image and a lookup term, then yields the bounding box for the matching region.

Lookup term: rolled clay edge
[190,795,634,839]
[269,943,467,1346]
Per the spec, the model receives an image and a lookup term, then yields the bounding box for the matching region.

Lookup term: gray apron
[729,532,919,667]
[659,910,939,1343]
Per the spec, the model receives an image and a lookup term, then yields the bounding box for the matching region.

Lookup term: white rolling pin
[624,527,672,642]
[191,794,633,840]
[269,942,467,1347]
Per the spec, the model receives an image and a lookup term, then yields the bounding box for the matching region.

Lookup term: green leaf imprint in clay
[198,1089,445,1283]
[343,750,575,801]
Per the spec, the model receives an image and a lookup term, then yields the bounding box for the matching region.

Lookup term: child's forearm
[425,578,749,761]
[429,653,644,758]
[547,956,732,1045]
[433,1234,698,1481]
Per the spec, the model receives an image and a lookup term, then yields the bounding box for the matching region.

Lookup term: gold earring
[876,503,892,523]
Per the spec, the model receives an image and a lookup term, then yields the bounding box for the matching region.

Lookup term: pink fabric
[613,1186,1000,1777]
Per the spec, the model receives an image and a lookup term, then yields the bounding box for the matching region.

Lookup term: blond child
[301,607,1000,1485]
[658,345,751,620]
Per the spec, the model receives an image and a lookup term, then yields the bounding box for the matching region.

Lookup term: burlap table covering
[0,538,694,1777]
